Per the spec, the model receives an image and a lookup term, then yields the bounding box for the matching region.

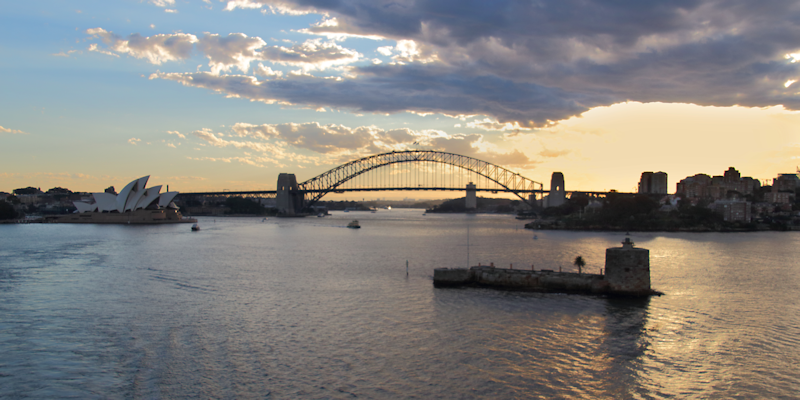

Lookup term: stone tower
[465,182,477,209]
[276,173,303,216]
[547,172,565,207]
[605,238,651,295]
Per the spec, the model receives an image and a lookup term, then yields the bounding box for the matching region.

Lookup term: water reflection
[0,217,798,398]
[598,297,651,399]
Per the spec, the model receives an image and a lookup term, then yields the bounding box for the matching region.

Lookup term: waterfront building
[712,200,752,222]
[765,190,793,204]
[71,176,179,213]
[51,175,194,224]
[762,172,798,205]
[773,173,800,191]
[676,167,760,201]
[638,172,668,194]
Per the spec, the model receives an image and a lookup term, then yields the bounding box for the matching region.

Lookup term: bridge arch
[299,150,543,207]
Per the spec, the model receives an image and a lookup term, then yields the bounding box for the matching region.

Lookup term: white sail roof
[135,185,162,210]
[116,176,142,212]
[158,191,179,207]
[93,192,118,212]
[123,176,150,212]
[72,176,181,214]
[73,201,96,213]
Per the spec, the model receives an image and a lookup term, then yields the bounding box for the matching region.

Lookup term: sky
[2,0,799,198]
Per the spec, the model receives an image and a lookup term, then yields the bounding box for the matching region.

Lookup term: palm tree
[574,256,586,274]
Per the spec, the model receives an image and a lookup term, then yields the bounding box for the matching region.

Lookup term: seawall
[433,238,660,297]
[435,266,611,293]
[45,209,196,224]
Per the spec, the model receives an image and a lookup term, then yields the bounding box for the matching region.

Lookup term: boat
[347,220,361,229]
[191,223,200,231]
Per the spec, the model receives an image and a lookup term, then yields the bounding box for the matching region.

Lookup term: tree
[224,196,267,215]
[13,187,41,195]
[0,200,18,220]
[574,256,586,274]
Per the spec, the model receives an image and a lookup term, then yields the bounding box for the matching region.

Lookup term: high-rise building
[676,167,760,201]
[773,173,800,191]
[638,172,668,194]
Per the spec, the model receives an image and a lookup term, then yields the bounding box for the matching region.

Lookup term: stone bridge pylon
[276,173,304,216]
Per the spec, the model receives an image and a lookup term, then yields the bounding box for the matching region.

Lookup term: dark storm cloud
[208,0,800,125]
[154,64,612,125]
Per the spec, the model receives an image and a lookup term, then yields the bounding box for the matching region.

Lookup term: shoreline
[523,224,797,233]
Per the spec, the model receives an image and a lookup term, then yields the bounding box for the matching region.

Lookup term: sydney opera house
[51,176,196,224]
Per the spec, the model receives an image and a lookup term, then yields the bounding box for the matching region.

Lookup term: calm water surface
[1,209,799,399]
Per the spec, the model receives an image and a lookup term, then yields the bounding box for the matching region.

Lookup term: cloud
[167,130,186,139]
[300,17,394,41]
[186,121,536,168]
[187,155,286,168]
[128,138,141,145]
[53,50,79,58]
[223,0,319,15]
[0,125,29,135]
[426,134,536,167]
[150,0,175,7]
[466,118,533,132]
[191,128,285,153]
[231,122,373,153]
[260,39,362,70]
[151,66,607,126]
[178,0,800,127]
[197,33,267,74]
[538,148,571,158]
[87,28,197,64]
[88,43,119,58]
[255,63,283,77]
[376,46,393,56]
[88,29,362,76]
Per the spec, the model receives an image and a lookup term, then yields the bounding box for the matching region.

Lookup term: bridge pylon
[466,182,477,209]
[276,173,304,216]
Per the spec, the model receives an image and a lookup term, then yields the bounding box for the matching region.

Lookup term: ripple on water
[1,217,799,398]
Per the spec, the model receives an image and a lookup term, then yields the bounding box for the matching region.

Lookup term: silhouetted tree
[574,256,586,274]
[225,196,267,214]
[0,201,18,220]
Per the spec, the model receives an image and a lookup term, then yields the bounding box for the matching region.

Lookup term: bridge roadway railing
[177,188,621,201]
[177,188,620,199]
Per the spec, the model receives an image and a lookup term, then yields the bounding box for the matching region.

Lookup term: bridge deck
[179,188,622,196]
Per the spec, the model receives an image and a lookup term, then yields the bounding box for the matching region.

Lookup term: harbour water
[1,209,799,399]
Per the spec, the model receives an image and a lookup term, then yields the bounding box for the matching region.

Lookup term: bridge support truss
[298,150,544,210]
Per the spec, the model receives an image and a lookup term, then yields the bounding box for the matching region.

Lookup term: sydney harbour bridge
[180,150,606,215]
